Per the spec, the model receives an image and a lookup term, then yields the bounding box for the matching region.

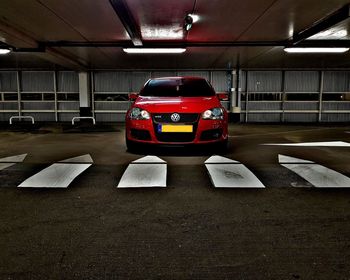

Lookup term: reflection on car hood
[134,96,221,113]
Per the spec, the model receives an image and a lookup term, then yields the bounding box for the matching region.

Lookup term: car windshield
[140,78,215,97]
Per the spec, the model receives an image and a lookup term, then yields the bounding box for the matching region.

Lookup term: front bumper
[126,117,228,145]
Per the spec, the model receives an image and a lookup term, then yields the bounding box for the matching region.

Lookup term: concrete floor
[1,123,350,279]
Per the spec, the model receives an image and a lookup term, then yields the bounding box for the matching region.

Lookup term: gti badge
[171,113,180,122]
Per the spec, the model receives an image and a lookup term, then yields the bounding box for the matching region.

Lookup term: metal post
[281,70,286,122]
[90,71,95,119]
[16,71,21,117]
[245,71,249,123]
[318,71,324,122]
[53,71,58,122]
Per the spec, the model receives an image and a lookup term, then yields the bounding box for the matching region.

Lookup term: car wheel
[126,138,138,152]
[216,138,228,154]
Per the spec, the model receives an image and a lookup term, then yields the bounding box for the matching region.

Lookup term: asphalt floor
[1,122,350,279]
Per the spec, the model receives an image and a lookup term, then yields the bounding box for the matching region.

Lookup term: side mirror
[217,92,229,101]
[129,92,139,102]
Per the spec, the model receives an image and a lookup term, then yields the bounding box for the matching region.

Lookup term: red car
[125,76,228,150]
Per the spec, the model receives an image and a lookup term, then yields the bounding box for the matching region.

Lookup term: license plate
[158,124,193,133]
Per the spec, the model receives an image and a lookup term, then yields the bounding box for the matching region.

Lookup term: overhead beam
[44,47,87,70]
[46,40,282,48]
[109,0,142,46]
[43,40,350,48]
[293,4,350,45]
[0,19,87,70]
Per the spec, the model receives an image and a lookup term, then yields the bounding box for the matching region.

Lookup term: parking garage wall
[0,71,79,122]
[0,70,229,123]
[240,70,350,122]
[1,70,350,123]
[92,70,228,122]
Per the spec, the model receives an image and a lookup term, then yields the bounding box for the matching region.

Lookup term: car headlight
[202,108,224,120]
[129,107,150,120]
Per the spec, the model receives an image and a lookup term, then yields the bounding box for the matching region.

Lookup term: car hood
[133,96,222,113]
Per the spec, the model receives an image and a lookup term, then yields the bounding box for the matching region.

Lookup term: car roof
[151,76,206,81]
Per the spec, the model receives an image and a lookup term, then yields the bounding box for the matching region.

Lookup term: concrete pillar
[230,70,241,122]
[78,72,91,116]
[230,70,237,109]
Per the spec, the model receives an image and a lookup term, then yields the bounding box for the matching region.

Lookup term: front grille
[152,113,199,123]
[155,132,196,143]
[153,113,199,143]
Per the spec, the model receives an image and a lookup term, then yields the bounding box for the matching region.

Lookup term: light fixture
[188,14,199,23]
[142,26,184,39]
[284,47,349,53]
[309,29,348,40]
[0,48,11,55]
[123,48,186,54]
[184,15,193,31]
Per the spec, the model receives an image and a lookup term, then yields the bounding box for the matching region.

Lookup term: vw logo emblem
[171,113,180,122]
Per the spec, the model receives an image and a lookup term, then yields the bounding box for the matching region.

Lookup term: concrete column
[230,70,237,109]
[78,72,91,116]
[230,69,241,122]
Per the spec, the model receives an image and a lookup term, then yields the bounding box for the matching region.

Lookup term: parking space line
[262,141,350,147]
[117,156,166,188]
[205,156,265,188]
[279,154,350,188]
[229,127,346,138]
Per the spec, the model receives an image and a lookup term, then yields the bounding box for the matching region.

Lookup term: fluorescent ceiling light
[123,48,186,54]
[309,29,348,40]
[142,26,184,39]
[188,14,199,23]
[284,47,349,53]
[0,48,11,55]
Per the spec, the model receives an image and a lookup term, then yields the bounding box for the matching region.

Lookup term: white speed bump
[0,163,16,171]
[0,154,27,171]
[18,155,92,188]
[205,156,265,188]
[117,156,166,188]
[279,154,350,188]
[59,154,93,163]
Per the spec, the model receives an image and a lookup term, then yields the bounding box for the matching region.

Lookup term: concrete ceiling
[0,0,350,70]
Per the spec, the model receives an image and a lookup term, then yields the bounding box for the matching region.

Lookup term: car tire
[216,138,228,154]
[126,137,138,152]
